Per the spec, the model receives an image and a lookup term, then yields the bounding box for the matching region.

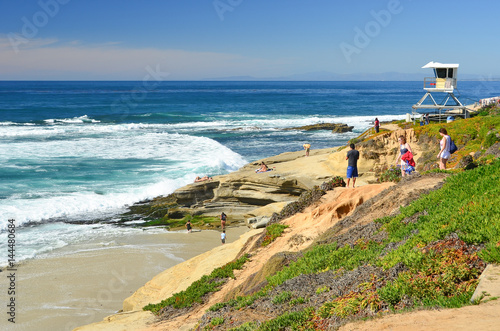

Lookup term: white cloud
[0,38,293,80]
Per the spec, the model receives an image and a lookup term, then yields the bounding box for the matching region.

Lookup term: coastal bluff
[137,125,425,227]
[75,120,500,331]
[75,125,425,330]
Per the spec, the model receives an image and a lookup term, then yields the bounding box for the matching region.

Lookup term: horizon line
[1,79,500,82]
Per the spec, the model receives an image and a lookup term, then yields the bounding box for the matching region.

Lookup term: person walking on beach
[437,128,451,169]
[395,135,414,177]
[374,118,380,133]
[303,143,311,157]
[221,230,226,244]
[186,220,192,233]
[220,212,227,229]
[346,143,359,188]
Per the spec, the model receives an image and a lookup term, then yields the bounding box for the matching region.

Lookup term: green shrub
[318,281,380,319]
[348,137,361,145]
[320,176,346,190]
[378,166,401,183]
[211,317,224,326]
[258,308,314,331]
[229,322,258,331]
[262,224,288,247]
[271,291,293,304]
[316,286,330,294]
[289,297,306,306]
[484,132,499,149]
[378,238,483,309]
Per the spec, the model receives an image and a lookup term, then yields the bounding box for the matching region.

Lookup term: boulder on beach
[285,122,354,132]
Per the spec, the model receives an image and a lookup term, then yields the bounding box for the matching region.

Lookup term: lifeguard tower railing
[423,77,457,92]
[413,76,468,122]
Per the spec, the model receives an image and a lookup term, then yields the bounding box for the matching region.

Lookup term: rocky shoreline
[119,124,421,231]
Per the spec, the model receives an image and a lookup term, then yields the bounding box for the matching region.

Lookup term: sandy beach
[1,226,249,331]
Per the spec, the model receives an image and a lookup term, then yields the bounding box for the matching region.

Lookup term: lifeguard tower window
[435,68,454,78]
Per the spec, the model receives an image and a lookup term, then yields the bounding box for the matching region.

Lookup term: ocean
[1,80,498,266]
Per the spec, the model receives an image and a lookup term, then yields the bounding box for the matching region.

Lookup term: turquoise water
[0,80,498,264]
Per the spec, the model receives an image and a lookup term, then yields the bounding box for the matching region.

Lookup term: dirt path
[340,299,500,331]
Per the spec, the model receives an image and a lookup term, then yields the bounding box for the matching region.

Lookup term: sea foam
[0,124,247,229]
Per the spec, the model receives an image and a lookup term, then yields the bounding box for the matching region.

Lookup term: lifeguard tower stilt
[412,61,468,122]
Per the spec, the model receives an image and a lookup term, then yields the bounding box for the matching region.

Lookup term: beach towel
[401,151,415,167]
[405,161,415,175]
[256,169,274,173]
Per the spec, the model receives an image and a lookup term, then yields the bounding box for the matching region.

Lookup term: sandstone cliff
[147,125,432,226]
[119,124,449,236]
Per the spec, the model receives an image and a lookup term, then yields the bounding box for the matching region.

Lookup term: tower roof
[422,61,459,69]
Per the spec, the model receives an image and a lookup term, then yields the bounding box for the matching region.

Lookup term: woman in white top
[437,128,451,169]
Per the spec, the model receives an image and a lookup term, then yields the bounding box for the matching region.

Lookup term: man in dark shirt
[345,143,360,188]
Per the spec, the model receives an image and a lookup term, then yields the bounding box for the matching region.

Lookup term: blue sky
[0,0,499,80]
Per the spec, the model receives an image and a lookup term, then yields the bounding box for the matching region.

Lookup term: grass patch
[316,286,330,294]
[271,291,293,304]
[257,308,314,331]
[289,297,306,306]
[381,158,500,268]
[262,224,289,247]
[228,322,258,331]
[143,254,250,314]
[210,317,224,326]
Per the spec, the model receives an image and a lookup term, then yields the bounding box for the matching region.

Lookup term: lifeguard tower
[412,61,468,121]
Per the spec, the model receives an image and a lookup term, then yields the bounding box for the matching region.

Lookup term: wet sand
[1,226,249,331]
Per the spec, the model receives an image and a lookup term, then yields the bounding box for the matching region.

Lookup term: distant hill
[204,71,498,81]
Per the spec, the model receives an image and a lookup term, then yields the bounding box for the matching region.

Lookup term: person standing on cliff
[437,128,451,169]
[346,143,359,188]
[395,135,413,177]
[220,212,227,229]
[374,118,380,133]
[303,143,311,157]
